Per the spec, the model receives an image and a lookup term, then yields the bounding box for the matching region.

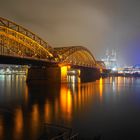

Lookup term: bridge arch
[0,17,54,60]
[54,46,97,67]
[0,17,98,68]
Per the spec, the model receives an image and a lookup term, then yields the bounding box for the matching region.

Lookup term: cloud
[0,0,140,65]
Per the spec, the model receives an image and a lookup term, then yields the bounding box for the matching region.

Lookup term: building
[101,49,118,70]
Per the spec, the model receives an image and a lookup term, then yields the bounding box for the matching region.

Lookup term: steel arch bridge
[0,17,98,68]
[54,46,96,67]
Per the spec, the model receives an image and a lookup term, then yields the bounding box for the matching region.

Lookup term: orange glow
[0,116,3,139]
[60,85,68,111]
[73,83,98,109]
[67,90,72,114]
[67,65,71,69]
[61,66,68,82]
[78,69,81,76]
[0,26,53,58]
[60,84,72,121]
[78,86,82,107]
[24,85,29,105]
[32,104,39,123]
[14,108,23,139]
[99,78,103,101]
[100,68,103,73]
[30,104,39,139]
[78,77,81,83]
[44,101,51,122]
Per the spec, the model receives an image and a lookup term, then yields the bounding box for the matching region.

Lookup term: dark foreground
[0,75,140,140]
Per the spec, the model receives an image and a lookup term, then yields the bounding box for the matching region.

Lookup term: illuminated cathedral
[101,49,118,70]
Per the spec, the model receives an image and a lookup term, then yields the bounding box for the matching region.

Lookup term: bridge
[0,17,105,83]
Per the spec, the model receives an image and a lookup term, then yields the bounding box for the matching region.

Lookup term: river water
[0,75,140,140]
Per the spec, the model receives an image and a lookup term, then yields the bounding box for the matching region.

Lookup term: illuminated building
[101,49,118,70]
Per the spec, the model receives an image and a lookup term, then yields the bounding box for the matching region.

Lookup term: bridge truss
[0,17,55,61]
[0,17,98,68]
[54,46,97,67]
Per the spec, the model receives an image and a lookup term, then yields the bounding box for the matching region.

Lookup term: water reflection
[99,78,103,101]
[44,101,51,122]
[31,104,40,140]
[14,108,23,140]
[60,84,72,121]
[0,75,140,139]
[24,86,29,105]
[0,116,4,140]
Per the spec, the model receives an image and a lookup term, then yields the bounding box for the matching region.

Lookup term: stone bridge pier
[26,66,100,84]
[72,66,100,82]
[26,66,61,84]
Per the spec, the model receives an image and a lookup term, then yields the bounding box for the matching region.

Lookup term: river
[0,75,140,140]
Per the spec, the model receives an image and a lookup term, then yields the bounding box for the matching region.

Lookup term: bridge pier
[26,66,100,84]
[26,66,69,84]
[72,66,100,82]
[81,67,100,82]
[27,67,61,84]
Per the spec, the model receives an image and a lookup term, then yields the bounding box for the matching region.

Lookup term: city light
[1,1,140,139]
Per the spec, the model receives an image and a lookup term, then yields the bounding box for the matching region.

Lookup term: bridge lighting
[67,65,71,69]
[61,66,68,82]
[112,67,117,71]
[99,78,103,101]
[71,75,76,83]
[58,54,62,59]
[0,69,4,74]
[0,23,54,59]
[18,51,21,54]
[100,68,103,73]
[0,17,98,77]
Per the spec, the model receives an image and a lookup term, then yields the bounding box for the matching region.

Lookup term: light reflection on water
[14,108,23,140]
[0,75,140,139]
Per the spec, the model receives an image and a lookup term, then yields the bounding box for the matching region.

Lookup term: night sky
[1,0,140,66]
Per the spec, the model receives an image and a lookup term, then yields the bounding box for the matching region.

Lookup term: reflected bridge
[0,17,105,83]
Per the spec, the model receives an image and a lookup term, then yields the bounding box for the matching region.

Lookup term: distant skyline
[1,0,140,66]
